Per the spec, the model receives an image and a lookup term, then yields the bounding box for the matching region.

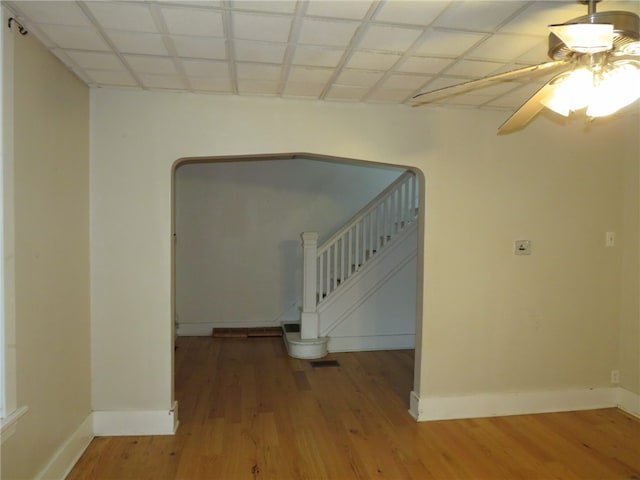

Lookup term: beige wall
[618,138,640,394]
[1,26,91,479]
[90,87,638,412]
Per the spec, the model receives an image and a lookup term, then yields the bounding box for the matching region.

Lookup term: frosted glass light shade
[541,69,593,116]
[586,62,640,117]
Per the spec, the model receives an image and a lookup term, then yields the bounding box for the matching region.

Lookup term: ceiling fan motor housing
[548,11,640,60]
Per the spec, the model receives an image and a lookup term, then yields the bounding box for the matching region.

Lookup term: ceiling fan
[411,0,640,134]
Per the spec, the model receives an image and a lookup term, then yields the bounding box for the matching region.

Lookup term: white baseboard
[328,334,415,353]
[34,414,94,480]
[409,387,618,421]
[617,387,640,418]
[177,321,280,336]
[93,401,179,436]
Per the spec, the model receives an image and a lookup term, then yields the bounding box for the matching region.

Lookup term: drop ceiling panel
[291,46,344,67]
[413,30,487,57]
[171,35,227,60]
[38,25,109,51]
[305,1,373,20]
[107,31,168,56]
[298,18,360,47]
[232,12,292,42]
[5,0,639,115]
[87,3,157,33]
[161,6,224,36]
[13,1,91,27]
[65,50,124,71]
[124,55,178,75]
[373,1,450,26]
[182,59,230,77]
[346,51,401,70]
[468,34,545,62]
[234,41,287,63]
[358,25,423,52]
[433,1,526,31]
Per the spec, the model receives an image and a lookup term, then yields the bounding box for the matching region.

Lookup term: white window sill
[1,405,29,444]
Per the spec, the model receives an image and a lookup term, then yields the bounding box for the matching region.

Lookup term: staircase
[283,171,419,359]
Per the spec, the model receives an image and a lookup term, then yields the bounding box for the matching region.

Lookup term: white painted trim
[93,401,179,436]
[328,334,415,353]
[0,404,28,444]
[33,413,94,480]
[177,321,284,336]
[409,387,618,421]
[616,387,640,418]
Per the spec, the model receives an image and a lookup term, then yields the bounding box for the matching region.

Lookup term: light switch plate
[514,239,531,255]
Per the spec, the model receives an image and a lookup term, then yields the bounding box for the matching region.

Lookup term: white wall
[174,158,402,333]
[1,26,91,479]
[90,87,638,419]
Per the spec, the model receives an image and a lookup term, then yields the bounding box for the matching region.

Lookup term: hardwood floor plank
[67,337,640,480]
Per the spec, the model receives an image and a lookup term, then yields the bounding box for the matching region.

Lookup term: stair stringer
[317,222,417,350]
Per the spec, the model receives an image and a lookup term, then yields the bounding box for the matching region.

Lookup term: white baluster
[301,232,319,339]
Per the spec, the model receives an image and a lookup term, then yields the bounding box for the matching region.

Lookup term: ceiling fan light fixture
[541,69,593,116]
[548,23,614,53]
[586,62,640,117]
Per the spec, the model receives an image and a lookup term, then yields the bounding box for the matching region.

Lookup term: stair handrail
[317,170,417,255]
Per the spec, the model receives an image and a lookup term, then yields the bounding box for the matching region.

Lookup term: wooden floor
[67,336,640,480]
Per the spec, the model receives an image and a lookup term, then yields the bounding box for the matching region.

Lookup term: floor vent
[310,360,340,368]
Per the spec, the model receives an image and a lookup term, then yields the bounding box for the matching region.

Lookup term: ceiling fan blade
[412,61,568,106]
[497,75,566,135]
[548,23,614,53]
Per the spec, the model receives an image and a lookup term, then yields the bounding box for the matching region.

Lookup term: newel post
[301,232,319,339]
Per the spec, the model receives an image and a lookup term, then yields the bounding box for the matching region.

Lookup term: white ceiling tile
[155,0,221,6]
[398,56,453,74]
[346,51,401,70]
[433,1,526,32]
[381,74,430,90]
[107,31,168,56]
[182,59,230,77]
[325,85,367,101]
[161,6,224,36]
[291,46,344,67]
[413,29,486,57]
[171,35,227,59]
[468,34,545,62]
[288,66,333,84]
[445,59,504,77]
[306,1,373,20]
[367,89,413,103]
[514,40,552,65]
[358,25,423,52]
[124,55,178,75]
[335,69,384,87]
[297,18,359,47]
[237,79,279,95]
[85,69,137,87]
[234,41,287,63]
[373,1,450,26]
[86,3,158,33]
[444,94,494,106]
[283,82,326,97]
[37,25,109,51]
[65,51,124,71]
[11,1,90,27]
[139,73,187,90]
[189,76,233,92]
[236,63,282,80]
[231,1,297,14]
[232,12,292,42]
